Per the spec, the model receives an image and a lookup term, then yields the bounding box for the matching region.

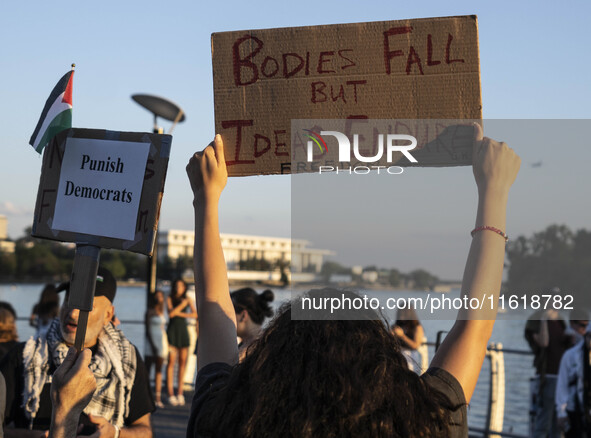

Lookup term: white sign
[52,137,150,240]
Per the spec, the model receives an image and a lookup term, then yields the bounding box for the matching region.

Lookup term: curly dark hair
[196,289,455,437]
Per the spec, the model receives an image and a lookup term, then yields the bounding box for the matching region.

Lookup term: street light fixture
[131,93,186,134]
[131,93,186,298]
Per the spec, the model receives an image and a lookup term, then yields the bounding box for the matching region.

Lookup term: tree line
[320,261,440,290]
[2,224,588,293]
[0,228,188,282]
[320,223,591,293]
[505,224,591,306]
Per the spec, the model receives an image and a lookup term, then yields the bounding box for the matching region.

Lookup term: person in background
[0,267,154,437]
[555,324,591,438]
[0,303,17,320]
[565,308,589,347]
[391,306,425,374]
[29,284,59,337]
[0,371,4,438]
[166,279,197,406]
[145,290,168,408]
[185,129,520,437]
[231,288,274,359]
[0,303,17,361]
[525,306,571,438]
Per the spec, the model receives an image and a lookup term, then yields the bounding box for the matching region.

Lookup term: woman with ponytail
[231,288,274,357]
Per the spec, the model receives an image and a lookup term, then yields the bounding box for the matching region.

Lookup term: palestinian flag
[29,68,74,153]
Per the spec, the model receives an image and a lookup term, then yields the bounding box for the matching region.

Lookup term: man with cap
[0,267,154,437]
[565,308,590,347]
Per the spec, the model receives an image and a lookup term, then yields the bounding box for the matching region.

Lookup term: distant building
[0,241,14,253]
[329,274,353,284]
[0,215,7,240]
[158,230,333,274]
[0,215,14,253]
[351,266,363,276]
[361,270,379,283]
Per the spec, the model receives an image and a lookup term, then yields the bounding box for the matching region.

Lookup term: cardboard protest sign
[212,15,481,176]
[32,128,171,255]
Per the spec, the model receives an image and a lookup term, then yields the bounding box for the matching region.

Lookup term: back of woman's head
[395,306,420,329]
[231,288,274,325]
[0,307,17,343]
[197,289,452,437]
[148,290,164,313]
[0,302,16,319]
[39,284,59,305]
[37,284,59,319]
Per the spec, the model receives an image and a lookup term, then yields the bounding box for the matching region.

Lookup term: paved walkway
[152,391,193,438]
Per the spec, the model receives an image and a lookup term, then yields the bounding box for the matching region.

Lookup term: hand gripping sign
[33,128,172,350]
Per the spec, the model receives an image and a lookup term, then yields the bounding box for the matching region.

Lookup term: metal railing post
[418,336,429,374]
[486,342,506,438]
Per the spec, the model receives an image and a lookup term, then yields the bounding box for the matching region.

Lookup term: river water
[0,284,535,436]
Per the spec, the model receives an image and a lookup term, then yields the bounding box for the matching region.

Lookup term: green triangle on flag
[29,67,74,154]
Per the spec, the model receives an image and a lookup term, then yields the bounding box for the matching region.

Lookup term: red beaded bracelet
[471,226,508,242]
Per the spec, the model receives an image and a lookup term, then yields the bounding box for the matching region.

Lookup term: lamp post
[131,94,186,301]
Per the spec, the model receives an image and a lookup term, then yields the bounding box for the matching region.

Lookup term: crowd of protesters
[0,126,533,438]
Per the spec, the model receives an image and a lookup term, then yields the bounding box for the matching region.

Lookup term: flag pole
[168,109,184,135]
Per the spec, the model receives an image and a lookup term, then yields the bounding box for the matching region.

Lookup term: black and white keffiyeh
[22,318,137,428]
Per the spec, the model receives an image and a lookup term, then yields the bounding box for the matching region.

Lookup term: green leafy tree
[15,243,62,279]
[505,224,591,311]
[388,269,402,287]
[157,256,175,281]
[239,257,272,271]
[175,255,193,278]
[320,261,350,283]
[101,251,126,279]
[408,269,438,290]
[119,252,147,279]
[506,224,577,293]
[0,252,16,277]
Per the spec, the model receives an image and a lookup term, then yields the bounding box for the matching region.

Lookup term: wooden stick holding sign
[68,245,101,351]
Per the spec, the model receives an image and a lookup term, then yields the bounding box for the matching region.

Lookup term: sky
[1,0,590,279]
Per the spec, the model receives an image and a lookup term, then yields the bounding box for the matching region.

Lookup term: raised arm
[181,299,198,320]
[532,314,549,347]
[186,135,238,371]
[167,296,193,318]
[394,324,424,350]
[430,124,520,403]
